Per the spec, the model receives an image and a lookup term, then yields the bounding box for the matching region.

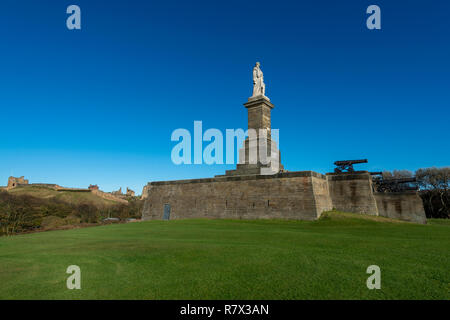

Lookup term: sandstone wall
[141,185,151,200]
[327,172,378,215]
[142,171,426,224]
[311,175,333,214]
[142,171,330,221]
[375,192,426,224]
[7,176,29,189]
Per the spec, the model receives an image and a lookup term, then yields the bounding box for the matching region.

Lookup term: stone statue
[252,62,266,97]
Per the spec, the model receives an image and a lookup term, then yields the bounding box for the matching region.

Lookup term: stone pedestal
[223,95,283,176]
[245,95,273,132]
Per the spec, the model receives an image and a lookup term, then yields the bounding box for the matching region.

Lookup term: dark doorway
[163,204,171,220]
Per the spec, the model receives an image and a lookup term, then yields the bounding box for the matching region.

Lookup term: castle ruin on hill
[3,177,134,204]
[141,63,426,224]
[7,176,29,188]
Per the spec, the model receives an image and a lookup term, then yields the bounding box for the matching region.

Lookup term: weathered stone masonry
[143,171,332,221]
[142,171,426,223]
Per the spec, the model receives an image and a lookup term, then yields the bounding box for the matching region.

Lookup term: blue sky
[0,0,449,194]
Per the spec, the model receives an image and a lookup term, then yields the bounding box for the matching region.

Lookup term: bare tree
[382,170,413,179]
[0,193,33,236]
[416,167,450,218]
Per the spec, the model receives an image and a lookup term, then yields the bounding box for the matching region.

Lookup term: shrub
[41,216,66,229]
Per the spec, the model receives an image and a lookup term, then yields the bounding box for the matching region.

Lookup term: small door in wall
[163,204,171,220]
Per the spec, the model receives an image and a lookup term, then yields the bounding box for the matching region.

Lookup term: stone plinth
[224,95,283,176]
[245,95,273,131]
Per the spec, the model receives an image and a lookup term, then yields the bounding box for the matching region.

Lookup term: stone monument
[251,62,266,98]
[141,62,426,224]
[224,62,283,176]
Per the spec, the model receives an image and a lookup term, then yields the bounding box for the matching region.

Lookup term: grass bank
[0,211,448,299]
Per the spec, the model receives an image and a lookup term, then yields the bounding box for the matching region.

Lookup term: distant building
[126,187,135,197]
[7,176,29,188]
[88,184,99,191]
[111,187,123,196]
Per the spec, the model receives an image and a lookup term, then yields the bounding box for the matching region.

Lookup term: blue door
[163,204,171,220]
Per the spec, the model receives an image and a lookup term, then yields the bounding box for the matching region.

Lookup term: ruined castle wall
[7,176,29,189]
[142,171,327,221]
[327,172,379,215]
[91,190,129,204]
[30,183,60,189]
[375,192,426,224]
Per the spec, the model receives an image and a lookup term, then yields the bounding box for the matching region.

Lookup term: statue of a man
[252,62,265,97]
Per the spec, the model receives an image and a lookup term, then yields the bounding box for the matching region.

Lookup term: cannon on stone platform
[373,177,419,193]
[333,159,368,173]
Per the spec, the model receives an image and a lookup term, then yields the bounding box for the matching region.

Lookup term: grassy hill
[0,186,142,235]
[0,211,448,300]
[7,186,120,207]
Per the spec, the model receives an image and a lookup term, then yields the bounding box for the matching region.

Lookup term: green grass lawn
[0,211,448,300]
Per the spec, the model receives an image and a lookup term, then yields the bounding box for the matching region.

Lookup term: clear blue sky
[1,0,449,194]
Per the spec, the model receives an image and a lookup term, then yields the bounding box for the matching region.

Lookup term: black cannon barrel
[334,159,368,166]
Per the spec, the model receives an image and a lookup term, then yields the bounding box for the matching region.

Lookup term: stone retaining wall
[375,192,426,224]
[142,171,427,224]
[326,172,378,215]
[142,171,331,221]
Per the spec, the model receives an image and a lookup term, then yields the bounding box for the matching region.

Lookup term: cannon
[334,159,368,173]
[374,177,418,193]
